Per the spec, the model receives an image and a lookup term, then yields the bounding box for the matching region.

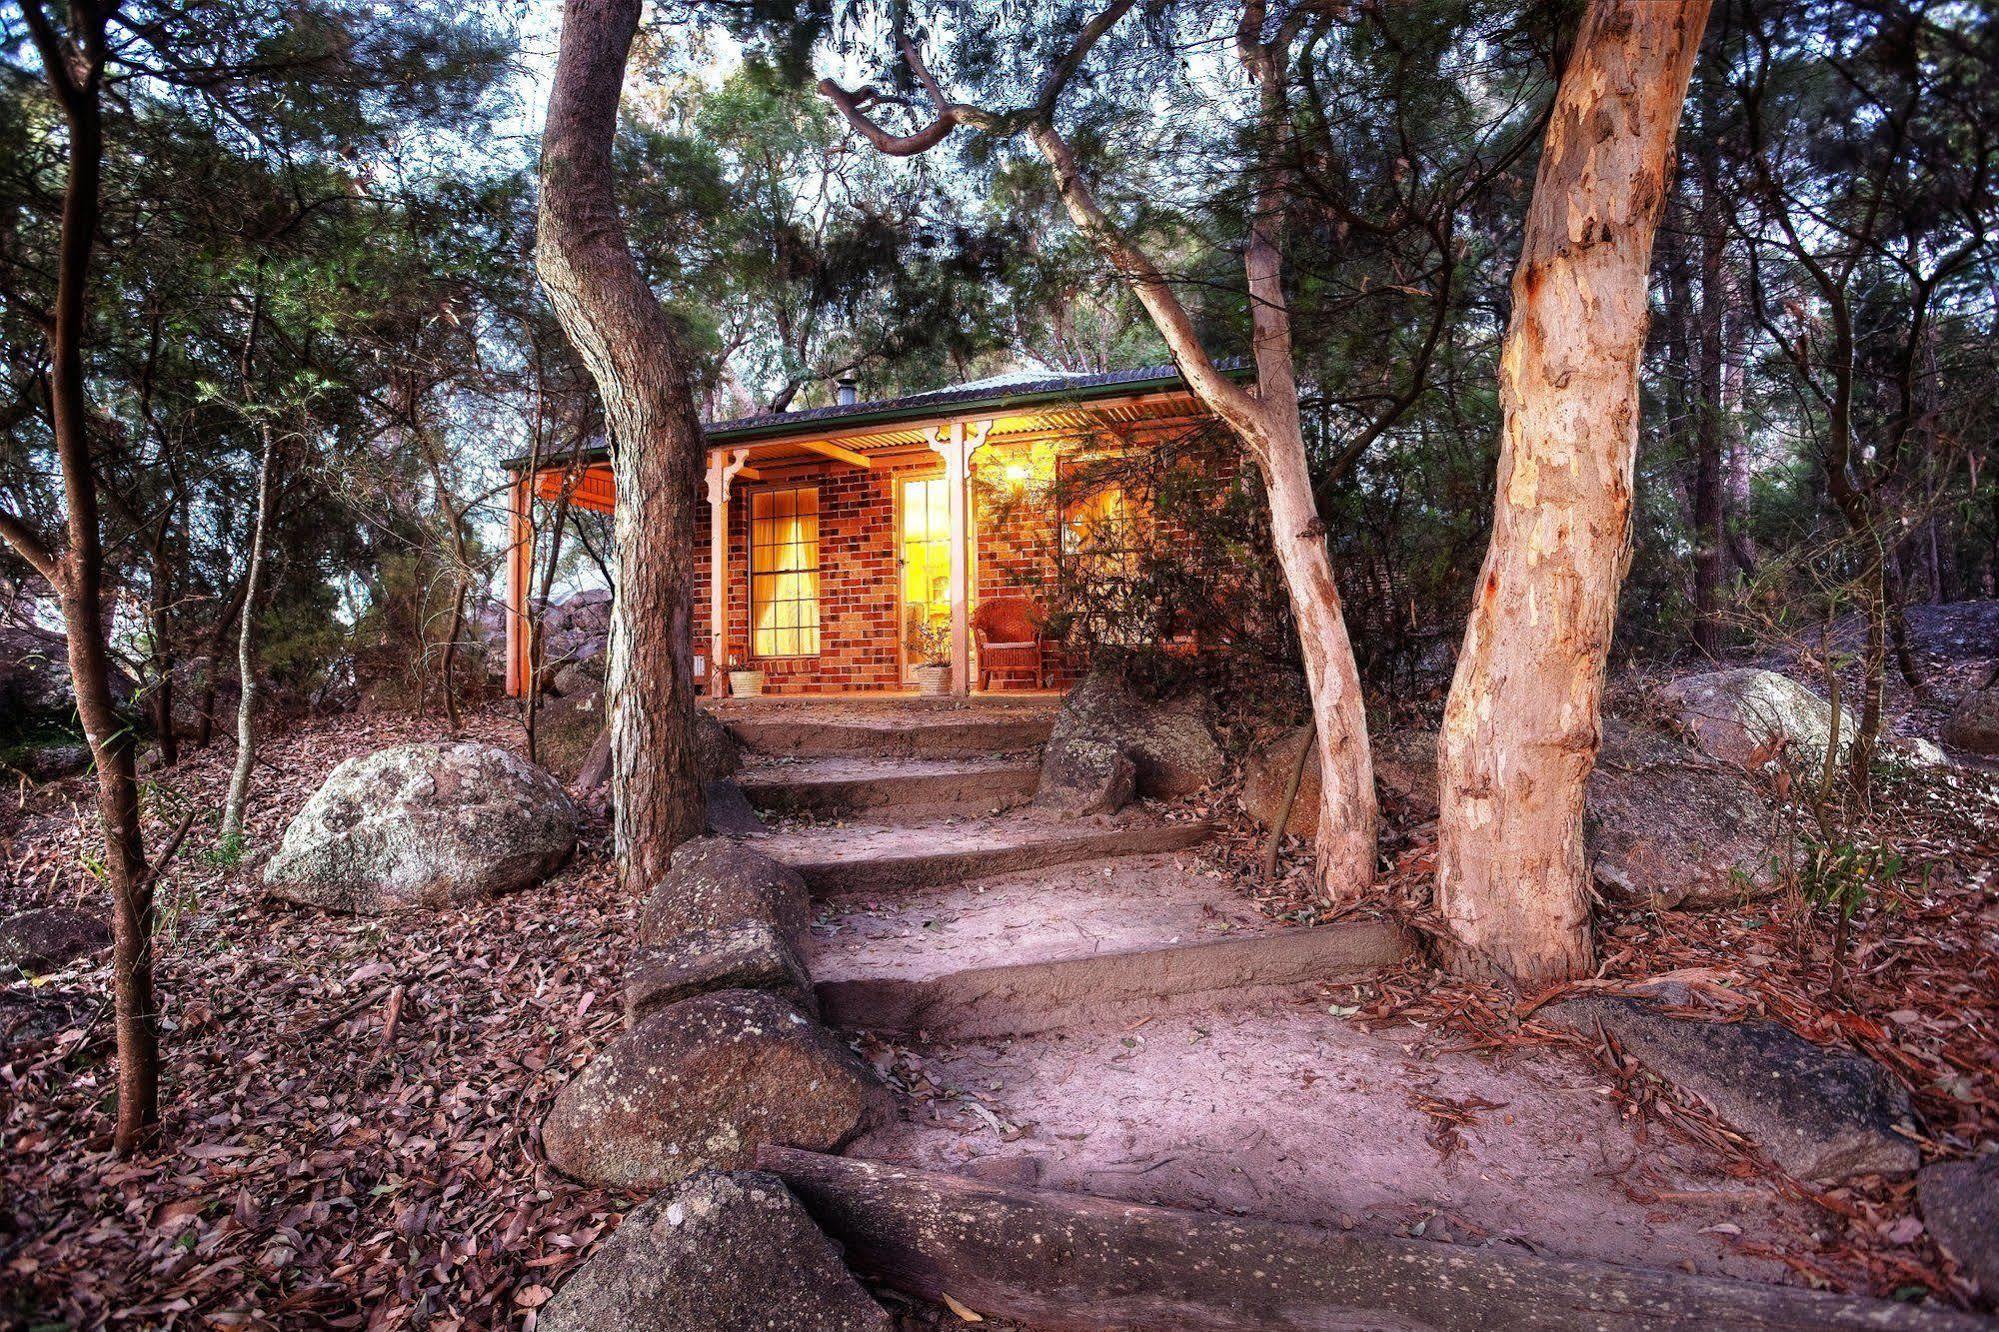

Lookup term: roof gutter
[501,363,1246,474]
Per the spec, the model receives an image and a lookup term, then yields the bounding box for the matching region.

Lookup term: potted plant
[726,656,765,698]
[905,609,952,696]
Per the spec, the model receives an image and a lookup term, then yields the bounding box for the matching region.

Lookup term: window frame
[747,483,822,660]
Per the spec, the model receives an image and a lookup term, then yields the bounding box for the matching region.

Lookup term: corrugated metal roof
[502,361,1240,472]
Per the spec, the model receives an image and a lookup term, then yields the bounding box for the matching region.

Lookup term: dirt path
[726,699,1823,1290]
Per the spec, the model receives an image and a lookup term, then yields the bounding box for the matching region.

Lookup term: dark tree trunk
[526,452,586,764]
[1884,547,1923,692]
[1854,544,1888,796]
[3,0,159,1155]
[194,563,251,749]
[412,391,471,735]
[147,544,178,768]
[1690,149,1728,659]
[538,0,707,892]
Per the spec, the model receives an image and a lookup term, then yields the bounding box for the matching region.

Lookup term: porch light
[991,442,1057,499]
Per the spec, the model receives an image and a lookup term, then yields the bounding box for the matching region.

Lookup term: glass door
[899,476,952,681]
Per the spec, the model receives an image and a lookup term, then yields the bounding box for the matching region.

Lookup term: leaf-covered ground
[3,710,638,1329]
[1209,649,1999,1312]
[4,674,1995,1326]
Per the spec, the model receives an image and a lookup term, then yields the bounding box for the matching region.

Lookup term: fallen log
[758,1147,1988,1331]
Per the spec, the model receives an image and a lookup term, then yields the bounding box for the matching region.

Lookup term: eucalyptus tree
[803,0,1718,980]
[1436,0,1711,984]
[816,0,1385,900]
[797,0,1549,901]
[0,0,511,1153]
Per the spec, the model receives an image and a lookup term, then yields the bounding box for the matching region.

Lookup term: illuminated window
[901,476,952,635]
[1062,484,1146,646]
[1061,485,1138,577]
[751,487,820,657]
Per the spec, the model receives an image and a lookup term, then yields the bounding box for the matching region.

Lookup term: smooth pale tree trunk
[1026,125,1379,899]
[819,10,1377,901]
[539,0,707,893]
[220,426,276,843]
[1722,273,1756,577]
[1437,0,1711,985]
[1252,399,1377,899]
[1024,116,1379,900]
[0,0,158,1154]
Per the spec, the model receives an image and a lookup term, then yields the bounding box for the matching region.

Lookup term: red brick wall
[973,442,1078,687]
[691,430,1230,695]
[697,453,941,695]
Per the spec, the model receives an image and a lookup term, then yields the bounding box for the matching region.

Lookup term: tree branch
[1026,119,1267,442]
[0,507,64,588]
[814,1,1267,442]
[1035,0,1139,120]
[16,0,80,108]
[816,32,989,157]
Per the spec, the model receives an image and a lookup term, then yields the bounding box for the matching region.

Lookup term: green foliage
[202,832,250,873]
[257,598,351,707]
[618,60,1016,411]
[0,0,1991,760]
[348,552,463,711]
[1798,837,1903,927]
[902,607,951,667]
[1044,421,1297,709]
[0,0,528,731]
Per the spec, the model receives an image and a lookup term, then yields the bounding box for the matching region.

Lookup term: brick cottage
[502,365,1228,698]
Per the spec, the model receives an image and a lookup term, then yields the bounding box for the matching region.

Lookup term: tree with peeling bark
[817,1,1380,901]
[1436,0,1712,985]
[539,0,710,892]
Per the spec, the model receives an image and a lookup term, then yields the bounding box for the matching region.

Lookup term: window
[751,487,820,657]
[1061,484,1146,646]
[1061,485,1139,578]
[900,475,952,636]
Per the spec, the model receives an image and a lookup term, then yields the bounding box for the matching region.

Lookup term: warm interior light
[989,442,1057,498]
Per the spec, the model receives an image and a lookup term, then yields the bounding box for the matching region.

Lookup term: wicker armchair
[972,596,1049,691]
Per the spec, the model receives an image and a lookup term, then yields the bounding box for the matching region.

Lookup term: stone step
[839,1005,1830,1289]
[757,814,1213,895]
[806,855,1405,1038]
[817,920,1407,1040]
[761,1149,1977,1332]
[739,756,1040,821]
[724,712,1054,761]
